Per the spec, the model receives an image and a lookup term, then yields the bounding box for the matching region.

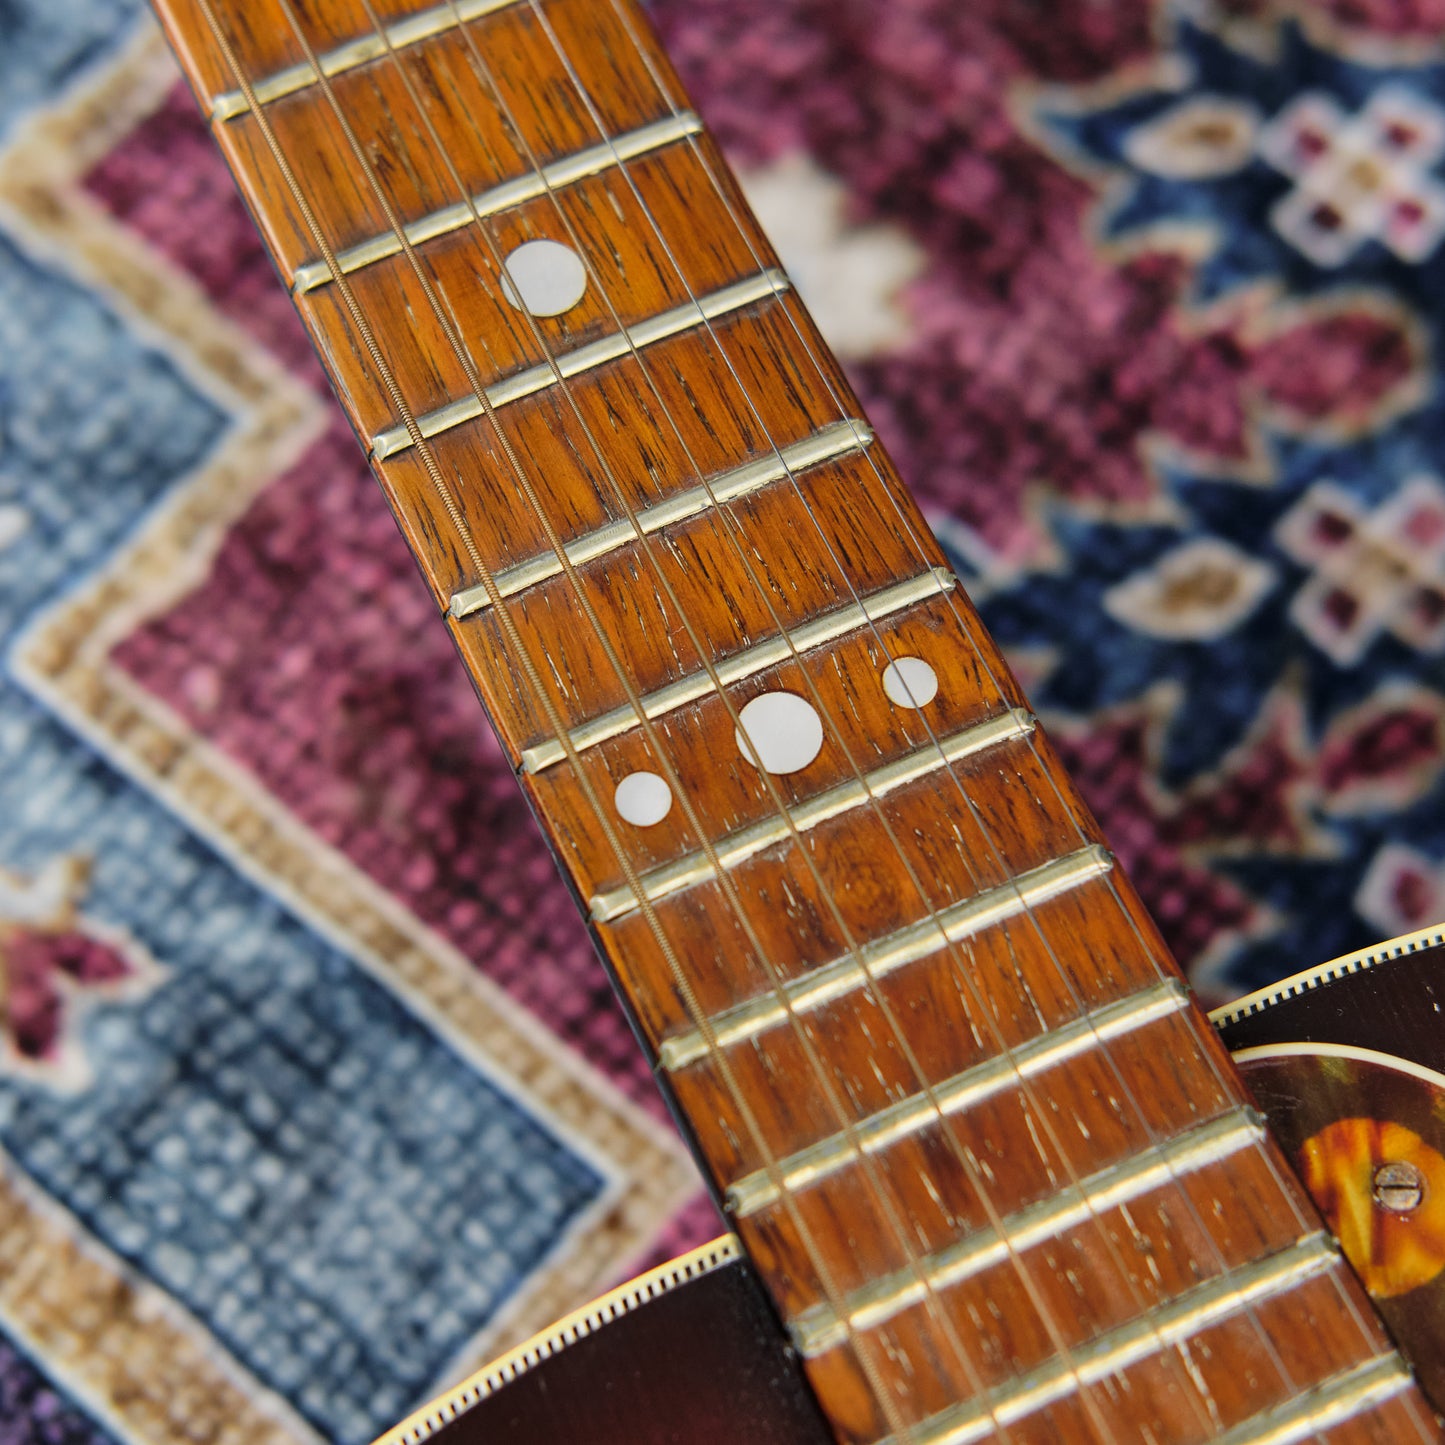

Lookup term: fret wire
[448,419,875,619]
[878,1233,1346,1445]
[590,709,1040,924]
[791,1106,1268,1356]
[369,270,792,459]
[661,847,1115,1072]
[595,2,1385,1427]
[723,977,1192,1217]
[512,3,1251,1435]
[310,3,987,1436]
[1211,1357,1416,1445]
[196,7,919,1444]
[520,565,951,774]
[208,0,523,119]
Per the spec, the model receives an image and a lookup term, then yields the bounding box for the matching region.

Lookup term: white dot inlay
[882,657,939,710]
[614,771,672,827]
[735,693,824,775]
[501,240,588,317]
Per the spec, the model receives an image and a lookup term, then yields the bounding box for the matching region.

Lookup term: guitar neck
[148,0,1437,1439]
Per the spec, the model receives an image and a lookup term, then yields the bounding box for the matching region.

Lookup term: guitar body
[383,930,1445,1445]
[396,1240,832,1445]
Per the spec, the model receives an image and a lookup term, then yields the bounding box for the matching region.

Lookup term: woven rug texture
[2,0,1445,1440]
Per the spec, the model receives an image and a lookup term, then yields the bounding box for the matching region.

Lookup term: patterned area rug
[1,0,1443,1440]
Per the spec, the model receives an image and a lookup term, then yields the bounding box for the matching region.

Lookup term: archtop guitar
[143,0,1445,1440]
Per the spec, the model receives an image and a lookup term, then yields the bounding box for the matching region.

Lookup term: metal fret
[592,709,1037,924]
[210,0,523,121]
[659,845,1113,1071]
[1213,1357,1416,1445]
[727,977,1192,1219]
[292,113,704,293]
[874,1232,1341,1445]
[793,1107,1267,1356]
[372,269,790,459]
[521,567,954,774]
[449,420,874,621]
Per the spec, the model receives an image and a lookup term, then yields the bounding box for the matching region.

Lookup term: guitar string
[565,0,1429,1429]
[592,2,1398,1430]
[357,3,1172,1433]
[574,16,1351,1421]
[404,5,1219,1437]
[340,4,1045,1436]
[257,0,1312,1433]
[389,9,1214,1438]
[209,2,1392,1433]
[512,0,1320,1430]
[198,3,950,1439]
[300,2,1064,1435]
[225,5,1410,1439]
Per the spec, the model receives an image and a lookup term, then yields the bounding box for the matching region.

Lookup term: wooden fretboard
[149,0,1440,1440]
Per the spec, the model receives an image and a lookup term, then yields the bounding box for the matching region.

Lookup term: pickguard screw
[1373,1161,1425,1214]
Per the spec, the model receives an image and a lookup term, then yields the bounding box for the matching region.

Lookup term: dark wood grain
[144,0,1445,1439]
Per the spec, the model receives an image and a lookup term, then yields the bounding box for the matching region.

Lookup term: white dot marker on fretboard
[882,657,939,709]
[736,693,824,775]
[501,240,588,317]
[615,771,672,827]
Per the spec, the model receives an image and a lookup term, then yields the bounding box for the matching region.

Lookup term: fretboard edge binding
[520,566,950,775]
[593,708,1038,925]
[210,0,523,121]
[869,1232,1354,1445]
[658,843,1112,1071]
[726,976,1192,1218]
[292,113,705,294]
[372,269,791,459]
[450,418,875,623]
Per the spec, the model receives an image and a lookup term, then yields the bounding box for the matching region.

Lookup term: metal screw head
[1373,1160,1425,1215]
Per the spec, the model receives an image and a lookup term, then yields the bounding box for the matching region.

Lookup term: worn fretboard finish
[148,1,1442,1441]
